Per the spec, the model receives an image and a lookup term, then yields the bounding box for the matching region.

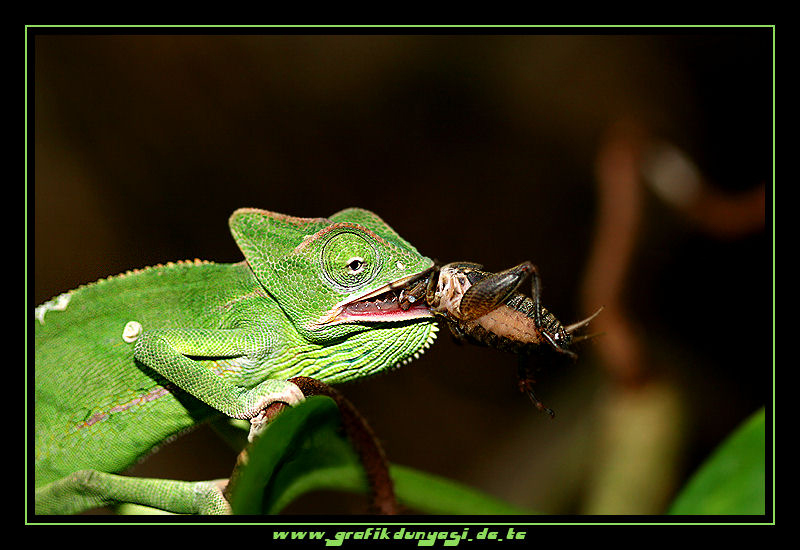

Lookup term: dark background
[32,30,771,515]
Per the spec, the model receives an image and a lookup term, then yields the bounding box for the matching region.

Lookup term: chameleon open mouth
[320,271,434,325]
[343,287,428,318]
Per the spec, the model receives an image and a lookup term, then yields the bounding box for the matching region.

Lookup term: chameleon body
[34,207,438,515]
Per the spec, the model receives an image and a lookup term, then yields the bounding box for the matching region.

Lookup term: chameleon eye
[321,230,380,289]
[347,257,365,274]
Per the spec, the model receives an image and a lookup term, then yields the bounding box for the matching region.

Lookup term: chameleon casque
[34,207,439,515]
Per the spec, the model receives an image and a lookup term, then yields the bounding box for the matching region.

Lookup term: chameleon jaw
[316,271,435,327]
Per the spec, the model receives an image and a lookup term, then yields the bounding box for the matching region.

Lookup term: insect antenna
[564,306,604,334]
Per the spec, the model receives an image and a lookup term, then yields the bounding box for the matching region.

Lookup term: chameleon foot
[247,383,306,442]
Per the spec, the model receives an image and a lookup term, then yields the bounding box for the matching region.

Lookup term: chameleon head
[229,207,436,343]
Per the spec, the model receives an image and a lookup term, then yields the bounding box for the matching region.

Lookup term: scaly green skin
[34,207,438,515]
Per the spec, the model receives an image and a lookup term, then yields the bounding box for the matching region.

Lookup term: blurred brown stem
[582,121,646,385]
[578,119,763,514]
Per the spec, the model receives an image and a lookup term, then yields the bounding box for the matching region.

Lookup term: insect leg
[529,263,544,327]
[398,275,431,311]
[529,266,578,358]
[517,355,555,418]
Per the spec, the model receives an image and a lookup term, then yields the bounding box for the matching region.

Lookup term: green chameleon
[34,207,439,515]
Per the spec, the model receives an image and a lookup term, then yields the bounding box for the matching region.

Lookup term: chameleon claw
[246,384,307,442]
[247,402,288,442]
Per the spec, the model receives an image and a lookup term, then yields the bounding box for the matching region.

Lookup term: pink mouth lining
[339,287,431,322]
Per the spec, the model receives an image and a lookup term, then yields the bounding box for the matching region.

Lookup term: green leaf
[229,396,351,514]
[228,396,533,515]
[669,408,766,515]
[390,464,531,515]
